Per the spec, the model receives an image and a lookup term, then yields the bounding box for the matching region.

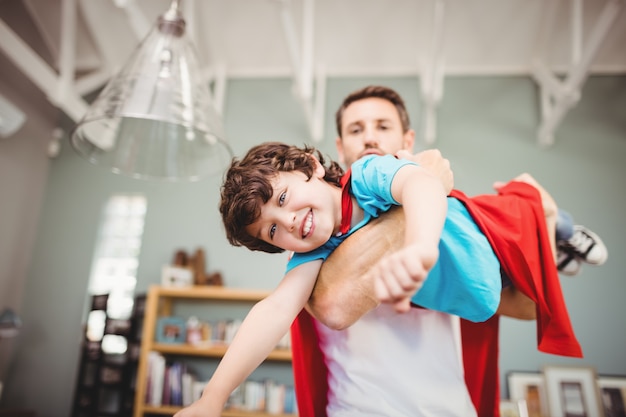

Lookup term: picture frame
[501,399,530,417]
[543,365,604,417]
[507,371,548,417]
[161,265,193,287]
[597,375,626,417]
[156,316,187,344]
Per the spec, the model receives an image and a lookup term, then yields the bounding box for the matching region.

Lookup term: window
[87,194,147,323]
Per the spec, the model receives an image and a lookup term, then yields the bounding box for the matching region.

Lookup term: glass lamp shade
[70,5,232,182]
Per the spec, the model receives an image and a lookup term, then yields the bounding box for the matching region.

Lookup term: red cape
[290,181,582,417]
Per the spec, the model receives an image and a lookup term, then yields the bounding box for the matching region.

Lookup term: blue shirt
[287,154,502,322]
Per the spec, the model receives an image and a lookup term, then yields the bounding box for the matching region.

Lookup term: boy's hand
[372,243,438,313]
[173,399,221,417]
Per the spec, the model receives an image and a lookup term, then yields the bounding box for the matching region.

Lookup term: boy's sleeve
[350,155,416,218]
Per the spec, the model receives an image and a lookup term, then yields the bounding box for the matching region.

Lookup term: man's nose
[363,126,378,145]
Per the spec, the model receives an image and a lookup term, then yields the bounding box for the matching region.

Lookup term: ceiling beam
[0,16,88,123]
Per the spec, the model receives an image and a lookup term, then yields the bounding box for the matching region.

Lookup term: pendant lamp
[70,0,232,182]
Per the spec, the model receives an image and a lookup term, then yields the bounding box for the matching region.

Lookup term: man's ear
[335,136,347,166]
[403,129,416,151]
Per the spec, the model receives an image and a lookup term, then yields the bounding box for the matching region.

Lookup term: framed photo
[156,316,187,344]
[161,265,193,287]
[507,371,548,417]
[597,375,626,417]
[543,365,604,417]
[501,399,529,417]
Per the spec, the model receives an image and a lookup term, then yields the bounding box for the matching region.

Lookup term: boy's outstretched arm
[373,164,447,312]
[174,260,321,417]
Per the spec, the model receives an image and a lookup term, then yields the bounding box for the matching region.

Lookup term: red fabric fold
[451,182,582,358]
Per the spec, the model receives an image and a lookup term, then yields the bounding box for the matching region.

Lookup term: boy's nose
[282,212,297,232]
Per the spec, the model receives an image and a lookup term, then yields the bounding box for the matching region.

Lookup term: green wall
[4,76,626,415]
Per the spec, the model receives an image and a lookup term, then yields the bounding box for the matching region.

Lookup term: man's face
[336,97,415,167]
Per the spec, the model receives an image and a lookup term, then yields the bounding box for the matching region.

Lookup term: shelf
[153,343,292,361]
[142,404,296,416]
[134,285,295,417]
[152,286,271,301]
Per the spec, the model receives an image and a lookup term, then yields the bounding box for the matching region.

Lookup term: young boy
[175,141,591,417]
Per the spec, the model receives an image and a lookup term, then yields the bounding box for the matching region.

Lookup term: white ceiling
[0,0,625,144]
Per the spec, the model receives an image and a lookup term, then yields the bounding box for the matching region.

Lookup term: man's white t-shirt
[315,304,477,417]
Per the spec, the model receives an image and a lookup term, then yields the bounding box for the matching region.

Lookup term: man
[291,85,606,416]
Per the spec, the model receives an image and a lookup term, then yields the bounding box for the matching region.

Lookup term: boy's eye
[278,192,286,206]
[269,224,277,240]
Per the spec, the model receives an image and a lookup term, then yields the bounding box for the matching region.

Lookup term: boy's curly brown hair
[220,142,345,253]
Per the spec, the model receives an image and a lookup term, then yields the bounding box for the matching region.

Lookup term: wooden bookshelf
[133,285,296,417]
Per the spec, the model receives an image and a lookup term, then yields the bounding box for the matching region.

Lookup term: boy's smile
[245,165,343,253]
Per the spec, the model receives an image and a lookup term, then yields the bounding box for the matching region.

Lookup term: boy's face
[336,97,415,167]
[245,161,342,253]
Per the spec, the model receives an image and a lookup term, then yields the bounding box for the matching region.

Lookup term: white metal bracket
[532,0,624,147]
[276,0,326,142]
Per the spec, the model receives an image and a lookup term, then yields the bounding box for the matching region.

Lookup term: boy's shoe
[557,225,608,266]
[557,250,582,276]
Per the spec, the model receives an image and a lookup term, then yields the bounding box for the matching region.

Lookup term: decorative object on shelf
[161,265,194,287]
[0,308,22,339]
[156,317,187,344]
[543,365,604,417]
[70,0,232,182]
[185,316,203,345]
[168,247,224,287]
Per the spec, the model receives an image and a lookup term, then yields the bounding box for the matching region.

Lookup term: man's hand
[396,149,454,194]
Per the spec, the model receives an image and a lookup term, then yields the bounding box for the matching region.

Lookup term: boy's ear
[310,153,326,178]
